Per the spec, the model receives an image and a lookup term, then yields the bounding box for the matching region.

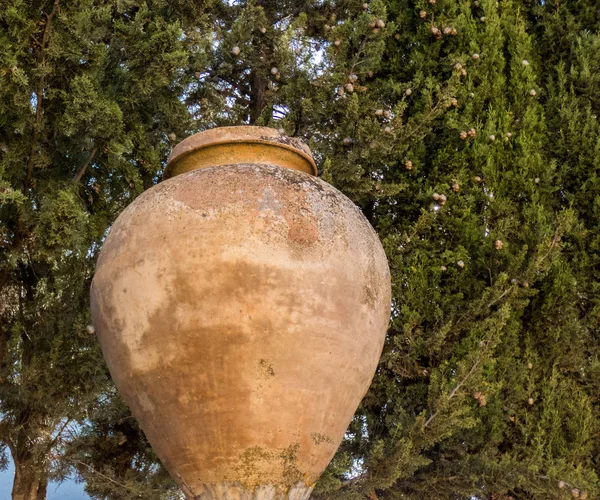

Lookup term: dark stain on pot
[310,433,334,445]
[258,359,275,378]
[362,258,382,307]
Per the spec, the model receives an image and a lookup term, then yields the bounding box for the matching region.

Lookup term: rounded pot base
[187,482,313,500]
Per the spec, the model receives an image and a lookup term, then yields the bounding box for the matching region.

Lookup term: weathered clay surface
[91,159,391,499]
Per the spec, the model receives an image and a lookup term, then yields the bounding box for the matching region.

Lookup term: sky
[0,458,89,500]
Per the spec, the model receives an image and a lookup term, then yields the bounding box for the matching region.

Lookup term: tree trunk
[11,458,48,500]
[249,70,267,124]
[248,0,271,124]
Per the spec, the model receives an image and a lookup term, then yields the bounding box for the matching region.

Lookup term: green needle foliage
[1,0,599,499]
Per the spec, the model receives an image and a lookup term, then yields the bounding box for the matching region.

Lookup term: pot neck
[163,126,317,180]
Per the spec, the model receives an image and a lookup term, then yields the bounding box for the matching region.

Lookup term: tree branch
[72,147,98,183]
[46,418,72,451]
[0,420,15,453]
[67,459,142,497]
[424,358,481,428]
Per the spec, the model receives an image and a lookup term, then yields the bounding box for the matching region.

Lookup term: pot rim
[164,126,318,179]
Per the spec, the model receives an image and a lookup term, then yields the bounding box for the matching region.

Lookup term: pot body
[91,156,391,498]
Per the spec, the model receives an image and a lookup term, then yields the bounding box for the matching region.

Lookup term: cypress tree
[0,1,205,497]
[2,1,599,499]
[309,0,600,498]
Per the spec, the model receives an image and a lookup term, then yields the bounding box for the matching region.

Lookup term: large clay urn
[90,127,391,499]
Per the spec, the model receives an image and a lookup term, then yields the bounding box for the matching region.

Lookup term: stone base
[184,482,313,500]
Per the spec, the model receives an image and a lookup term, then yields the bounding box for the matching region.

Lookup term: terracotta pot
[91,126,391,499]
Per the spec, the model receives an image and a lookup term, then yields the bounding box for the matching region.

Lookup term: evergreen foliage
[1,0,599,499]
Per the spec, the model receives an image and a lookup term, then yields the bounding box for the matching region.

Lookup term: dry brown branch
[72,147,98,183]
[67,459,142,497]
[424,358,481,428]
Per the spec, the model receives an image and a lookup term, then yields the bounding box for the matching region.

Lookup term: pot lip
[164,126,318,178]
